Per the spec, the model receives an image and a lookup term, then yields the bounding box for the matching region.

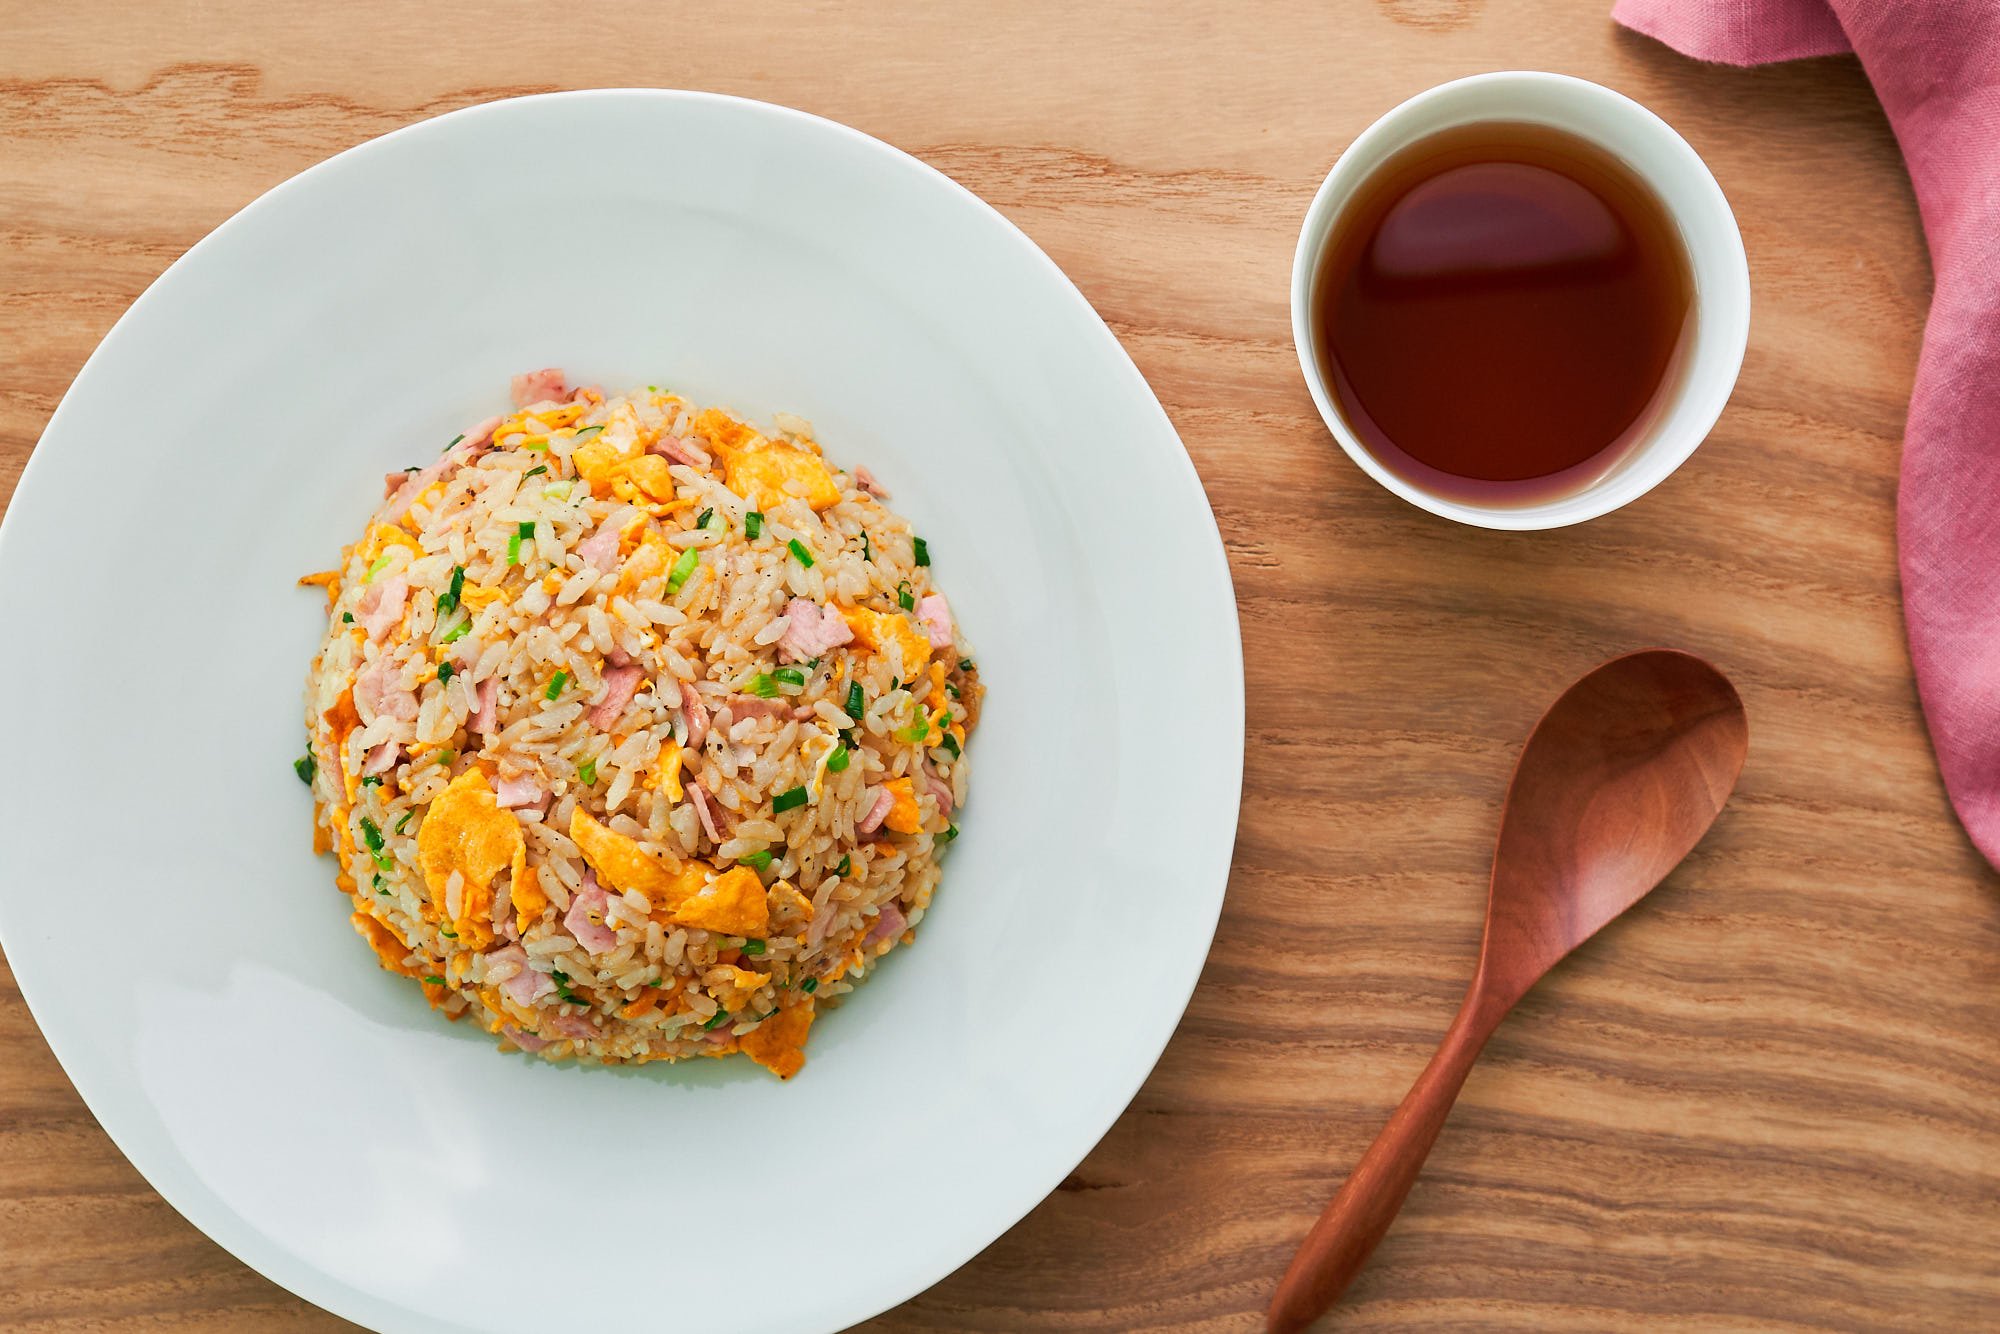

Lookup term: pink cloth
[1618,0,2000,867]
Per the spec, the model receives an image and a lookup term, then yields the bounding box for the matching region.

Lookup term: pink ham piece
[648,433,711,468]
[502,1025,551,1052]
[361,739,402,777]
[688,781,722,843]
[776,598,854,664]
[864,902,908,946]
[922,765,954,815]
[856,786,895,835]
[577,523,621,571]
[589,665,645,730]
[357,572,409,641]
[680,682,711,749]
[570,384,603,404]
[510,367,568,408]
[915,593,952,650]
[461,415,502,452]
[564,873,620,954]
[550,1013,599,1040]
[495,769,546,810]
[469,677,499,735]
[853,466,889,498]
[488,946,554,1006]
[355,660,417,722]
[380,418,499,522]
[382,470,411,499]
[606,646,633,669]
[728,695,788,721]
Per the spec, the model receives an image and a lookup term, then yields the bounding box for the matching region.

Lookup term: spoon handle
[1266,992,1504,1333]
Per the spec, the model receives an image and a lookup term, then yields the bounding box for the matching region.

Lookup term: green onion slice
[578,757,597,786]
[667,547,700,594]
[845,682,865,719]
[739,850,774,872]
[825,743,850,773]
[913,536,930,566]
[772,786,809,813]
[544,670,568,700]
[787,538,814,568]
[772,667,805,688]
[294,754,315,784]
[744,511,763,539]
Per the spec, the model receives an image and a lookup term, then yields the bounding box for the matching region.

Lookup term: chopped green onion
[551,969,581,1004]
[913,536,930,566]
[364,553,392,583]
[361,774,383,788]
[436,662,454,685]
[939,824,960,843]
[958,658,974,672]
[545,670,568,700]
[446,432,465,451]
[845,682,865,720]
[946,683,961,699]
[358,817,385,851]
[938,732,961,759]
[703,1008,731,1031]
[573,425,603,439]
[437,564,465,615]
[542,481,573,500]
[578,757,597,786]
[404,465,421,473]
[741,939,767,956]
[860,531,873,562]
[787,538,814,568]
[801,978,819,994]
[772,667,806,688]
[441,616,472,644]
[423,975,445,985]
[667,547,700,594]
[506,532,522,565]
[833,854,851,877]
[889,678,900,693]
[294,754,315,785]
[523,464,548,479]
[373,874,387,894]
[746,673,778,699]
[825,743,850,773]
[894,719,930,743]
[517,520,536,539]
[744,511,763,539]
[697,507,714,529]
[896,581,915,611]
[440,928,459,939]
[739,850,774,872]
[647,384,659,392]
[341,611,354,624]
[394,811,414,834]
[522,439,550,452]
[772,786,809,814]
[431,748,456,768]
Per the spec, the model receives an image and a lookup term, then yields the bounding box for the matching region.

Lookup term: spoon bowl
[1268,650,1747,1332]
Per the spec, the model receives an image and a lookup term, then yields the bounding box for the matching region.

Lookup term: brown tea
[1313,121,1694,505]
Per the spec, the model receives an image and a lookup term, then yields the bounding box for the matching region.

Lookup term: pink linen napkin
[1615,0,2000,869]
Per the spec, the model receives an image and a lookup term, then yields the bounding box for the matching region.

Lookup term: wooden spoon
[1267,649,1748,1333]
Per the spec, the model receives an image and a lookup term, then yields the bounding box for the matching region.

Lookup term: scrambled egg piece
[363,524,422,566]
[709,964,770,1007]
[511,862,549,932]
[459,583,508,610]
[841,607,932,679]
[690,407,762,454]
[770,878,814,922]
[882,777,922,835]
[650,738,685,802]
[668,865,769,936]
[739,1001,814,1080]
[569,807,690,906]
[416,769,523,949]
[297,569,341,610]
[722,443,840,513]
[352,910,422,979]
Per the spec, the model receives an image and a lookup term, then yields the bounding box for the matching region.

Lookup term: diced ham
[495,769,546,809]
[589,665,645,730]
[853,466,889,498]
[383,471,411,499]
[550,1013,599,1040]
[357,572,409,641]
[564,873,621,954]
[461,415,502,452]
[688,781,722,843]
[502,1024,551,1052]
[864,902,908,946]
[792,705,817,721]
[856,786,895,835]
[361,739,402,777]
[570,384,603,404]
[470,677,499,735]
[510,367,568,408]
[648,433,711,468]
[729,695,788,721]
[680,682,710,749]
[355,660,417,722]
[380,417,499,522]
[489,945,554,1006]
[922,764,954,815]
[776,598,854,664]
[606,646,632,669]
[916,593,953,650]
[577,523,621,571]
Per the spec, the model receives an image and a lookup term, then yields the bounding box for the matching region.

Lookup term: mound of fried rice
[297,369,978,1078]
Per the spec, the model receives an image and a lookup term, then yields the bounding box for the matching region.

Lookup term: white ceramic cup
[1291,71,1750,530]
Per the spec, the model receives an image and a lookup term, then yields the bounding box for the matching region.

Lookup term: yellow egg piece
[841,606,932,679]
[723,443,840,513]
[882,776,922,835]
[668,865,770,936]
[416,768,522,949]
[739,1001,814,1080]
[569,807,693,907]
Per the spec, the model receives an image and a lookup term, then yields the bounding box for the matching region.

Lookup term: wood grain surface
[3,2,1996,1330]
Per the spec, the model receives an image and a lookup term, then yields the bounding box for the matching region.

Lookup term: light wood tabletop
[3,2,1996,1330]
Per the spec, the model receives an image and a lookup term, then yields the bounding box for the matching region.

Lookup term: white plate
[0,91,1242,1334]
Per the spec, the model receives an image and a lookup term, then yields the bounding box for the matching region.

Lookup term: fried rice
[297,369,978,1079]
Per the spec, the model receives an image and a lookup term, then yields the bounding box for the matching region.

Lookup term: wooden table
[4,2,1997,1329]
